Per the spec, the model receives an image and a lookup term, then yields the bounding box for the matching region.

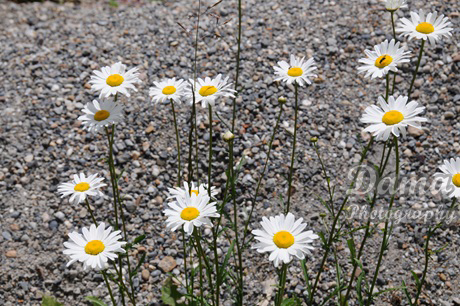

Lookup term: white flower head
[164,186,219,235]
[252,213,319,268]
[78,99,123,133]
[274,54,317,87]
[89,62,141,98]
[149,78,188,104]
[168,181,218,202]
[435,158,460,199]
[396,10,453,46]
[358,39,410,79]
[361,95,427,141]
[384,0,407,12]
[63,222,126,270]
[187,74,236,108]
[58,173,106,204]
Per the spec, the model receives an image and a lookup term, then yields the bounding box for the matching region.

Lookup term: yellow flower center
[190,190,199,196]
[273,231,294,249]
[180,207,200,221]
[162,86,177,95]
[94,110,110,121]
[74,182,90,192]
[452,174,460,187]
[85,240,105,255]
[287,67,303,77]
[416,22,434,34]
[199,86,218,97]
[375,55,393,68]
[106,74,124,87]
[382,110,404,125]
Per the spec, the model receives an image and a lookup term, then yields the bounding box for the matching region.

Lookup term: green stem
[390,11,397,95]
[207,105,213,197]
[193,229,215,305]
[407,39,425,97]
[285,82,299,213]
[385,73,390,102]
[102,270,117,306]
[308,136,374,305]
[84,198,98,226]
[170,99,182,186]
[242,102,284,245]
[313,142,335,218]
[105,126,119,231]
[181,229,189,301]
[366,135,399,305]
[231,0,243,133]
[276,264,288,306]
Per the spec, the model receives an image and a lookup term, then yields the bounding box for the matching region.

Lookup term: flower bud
[278,97,287,104]
[310,137,318,143]
[222,131,235,142]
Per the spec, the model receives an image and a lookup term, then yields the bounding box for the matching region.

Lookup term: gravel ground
[0,0,459,305]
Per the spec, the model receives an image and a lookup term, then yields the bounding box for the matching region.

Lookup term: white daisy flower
[396,10,453,46]
[273,54,317,87]
[168,181,218,202]
[58,173,106,205]
[358,39,410,79]
[252,212,318,268]
[187,74,236,108]
[435,158,460,199]
[149,78,188,104]
[89,62,141,98]
[63,222,126,270]
[78,99,124,133]
[384,0,407,12]
[164,188,219,235]
[361,95,427,141]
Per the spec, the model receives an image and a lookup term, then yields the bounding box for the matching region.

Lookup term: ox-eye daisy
[361,95,427,141]
[89,62,141,98]
[252,213,318,268]
[396,10,453,46]
[78,99,123,133]
[168,181,218,202]
[165,187,219,235]
[187,75,236,108]
[58,173,106,204]
[435,158,460,199]
[384,0,407,12]
[274,54,317,87]
[149,78,188,104]
[358,39,410,79]
[63,222,126,270]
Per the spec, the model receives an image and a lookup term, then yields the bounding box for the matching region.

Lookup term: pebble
[141,269,150,281]
[6,250,17,258]
[158,256,177,273]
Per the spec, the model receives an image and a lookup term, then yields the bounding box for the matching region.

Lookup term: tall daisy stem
[192,229,215,305]
[276,263,288,306]
[390,11,397,94]
[231,0,243,132]
[407,39,425,97]
[207,104,213,197]
[102,270,117,306]
[181,229,190,300]
[84,198,98,226]
[366,135,399,306]
[285,82,299,213]
[308,136,374,305]
[385,73,390,102]
[170,99,182,186]
[242,101,284,245]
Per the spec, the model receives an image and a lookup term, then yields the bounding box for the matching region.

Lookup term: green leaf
[41,296,63,306]
[401,280,413,306]
[347,239,356,261]
[280,297,302,306]
[130,252,147,277]
[411,270,421,287]
[161,277,185,306]
[356,272,365,306]
[85,296,108,306]
[133,234,146,245]
[217,240,235,283]
[300,259,312,299]
[317,232,327,249]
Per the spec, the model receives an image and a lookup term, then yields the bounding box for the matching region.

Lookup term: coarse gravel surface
[0,0,459,305]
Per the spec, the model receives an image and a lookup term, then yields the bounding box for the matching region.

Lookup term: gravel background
[0,0,459,305]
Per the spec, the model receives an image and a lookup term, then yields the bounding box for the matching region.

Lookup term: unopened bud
[278,97,287,104]
[310,137,318,143]
[222,131,235,142]
[319,213,327,218]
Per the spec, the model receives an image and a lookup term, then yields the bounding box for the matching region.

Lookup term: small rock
[24,154,34,163]
[141,269,150,281]
[145,125,154,134]
[158,256,177,272]
[6,250,17,258]
[408,126,424,137]
[444,111,455,119]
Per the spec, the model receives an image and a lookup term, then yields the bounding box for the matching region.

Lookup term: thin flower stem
[207,105,213,197]
[390,11,397,95]
[181,229,189,301]
[84,198,98,226]
[366,135,399,305]
[313,142,335,218]
[170,99,182,186]
[105,126,119,231]
[110,262,136,305]
[102,270,117,306]
[187,100,196,184]
[385,73,390,102]
[276,263,288,306]
[407,39,425,97]
[192,236,204,304]
[231,0,243,133]
[285,82,299,213]
[242,102,284,246]
[308,136,374,305]
[193,229,215,305]
[229,139,244,304]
